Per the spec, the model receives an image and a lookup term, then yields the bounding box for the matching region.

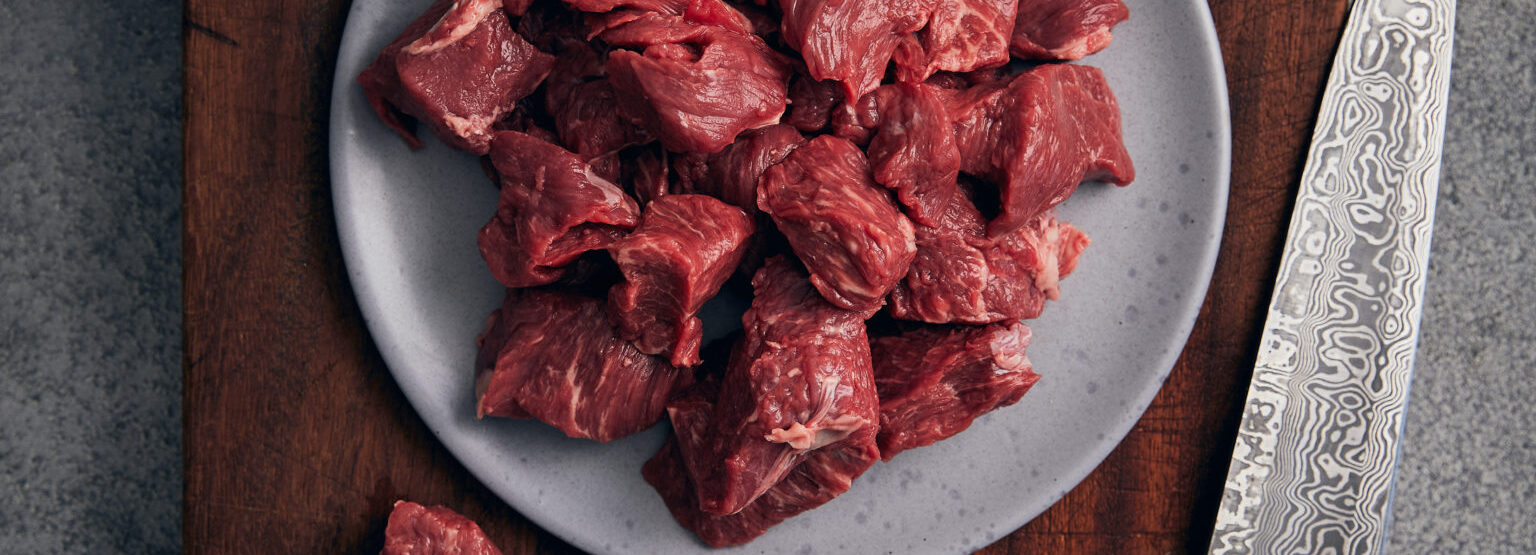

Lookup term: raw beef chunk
[889,186,1089,324]
[784,73,844,133]
[478,131,641,288]
[671,124,807,211]
[474,289,690,441]
[840,82,961,226]
[642,376,879,547]
[608,195,755,367]
[892,0,1017,82]
[1011,0,1128,60]
[600,13,792,153]
[382,501,502,555]
[564,0,687,14]
[679,257,880,516]
[943,63,1133,236]
[358,0,555,154]
[758,135,916,314]
[550,78,654,159]
[777,0,935,101]
[870,321,1040,459]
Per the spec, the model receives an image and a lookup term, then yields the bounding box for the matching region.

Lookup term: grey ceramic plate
[329,1,1229,552]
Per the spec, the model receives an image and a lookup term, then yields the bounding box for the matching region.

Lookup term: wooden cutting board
[183,1,1349,552]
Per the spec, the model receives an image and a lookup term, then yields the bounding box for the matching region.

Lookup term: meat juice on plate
[358,0,1133,547]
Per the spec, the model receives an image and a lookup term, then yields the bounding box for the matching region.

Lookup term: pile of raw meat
[359,0,1133,546]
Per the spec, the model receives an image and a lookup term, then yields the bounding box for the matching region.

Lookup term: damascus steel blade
[1208,0,1455,553]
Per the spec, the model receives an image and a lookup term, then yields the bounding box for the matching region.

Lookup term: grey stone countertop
[0,1,1530,552]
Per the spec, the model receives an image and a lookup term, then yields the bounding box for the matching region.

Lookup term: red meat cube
[357,0,555,154]
[478,131,641,288]
[1011,0,1129,61]
[608,195,755,367]
[870,321,1040,459]
[942,63,1134,236]
[381,501,502,555]
[679,257,880,516]
[758,136,916,315]
[474,289,690,442]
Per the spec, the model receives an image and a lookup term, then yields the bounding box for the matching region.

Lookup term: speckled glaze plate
[329,1,1229,552]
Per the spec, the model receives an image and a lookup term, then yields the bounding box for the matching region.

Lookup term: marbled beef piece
[758,136,916,314]
[889,186,1089,324]
[474,289,690,442]
[541,37,656,161]
[891,0,1017,82]
[784,72,844,133]
[564,0,687,14]
[870,321,1040,460]
[777,0,935,101]
[942,63,1134,236]
[642,375,879,547]
[1011,0,1128,60]
[682,258,880,516]
[839,82,961,227]
[357,0,555,154]
[599,13,792,154]
[608,195,754,367]
[671,124,807,212]
[381,501,502,555]
[623,144,672,205]
[477,131,640,288]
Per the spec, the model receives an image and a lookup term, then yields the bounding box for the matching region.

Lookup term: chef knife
[1207,0,1456,552]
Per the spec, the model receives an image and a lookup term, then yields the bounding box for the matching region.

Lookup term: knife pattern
[1208,0,1456,552]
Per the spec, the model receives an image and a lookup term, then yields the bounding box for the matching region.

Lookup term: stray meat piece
[381,501,502,555]
[759,136,916,314]
[677,257,880,516]
[642,375,879,547]
[475,289,691,442]
[888,187,1089,324]
[1011,0,1129,60]
[601,13,793,153]
[609,195,755,367]
[478,131,640,288]
[871,321,1040,459]
[943,63,1133,236]
[357,0,555,154]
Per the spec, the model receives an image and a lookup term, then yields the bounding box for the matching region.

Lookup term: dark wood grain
[183,0,1348,552]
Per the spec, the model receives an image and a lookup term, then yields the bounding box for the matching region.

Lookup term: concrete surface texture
[1386,0,1536,552]
[0,0,183,552]
[0,1,1530,554]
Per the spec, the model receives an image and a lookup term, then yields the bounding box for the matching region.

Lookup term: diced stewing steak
[871,321,1040,459]
[941,63,1134,236]
[475,289,690,442]
[608,194,755,367]
[1011,0,1129,61]
[671,124,808,213]
[784,72,844,133]
[382,501,503,555]
[478,131,641,288]
[777,0,935,102]
[758,135,916,315]
[836,82,962,227]
[643,375,880,547]
[672,257,880,517]
[888,186,1089,324]
[892,0,1018,82]
[599,12,793,154]
[358,0,555,154]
